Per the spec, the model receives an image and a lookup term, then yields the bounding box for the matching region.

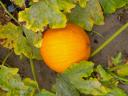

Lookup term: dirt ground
[0,5,128,94]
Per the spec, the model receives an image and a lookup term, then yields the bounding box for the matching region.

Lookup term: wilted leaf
[0,23,21,49]
[0,23,42,59]
[0,89,7,96]
[69,0,104,31]
[18,0,67,32]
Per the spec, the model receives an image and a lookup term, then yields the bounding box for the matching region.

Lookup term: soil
[91,8,128,66]
[0,4,128,95]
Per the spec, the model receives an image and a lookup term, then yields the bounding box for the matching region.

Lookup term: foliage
[0,23,42,60]
[68,0,104,31]
[54,60,128,96]
[111,53,128,77]
[99,0,128,14]
[17,0,128,32]
[1,53,128,96]
[0,0,127,59]
[0,0,128,95]
[0,65,55,96]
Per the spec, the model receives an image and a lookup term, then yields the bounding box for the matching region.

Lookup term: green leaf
[112,52,123,65]
[14,29,42,60]
[22,27,42,48]
[11,0,25,7]
[77,0,87,8]
[73,78,110,95]
[63,61,94,79]
[23,78,37,88]
[96,65,113,81]
[0,66,21,91]
[70,0,87,8]
[106,87,127,96]
[18,0,67,32]
[68,0,104,31]
[96,65,119,88]
[22,78,37,96]
[22,27,42,59]
[99,0,127,14]
[56,0,76,13]
[36,89,55,96]
[61,61,110,95]
[14,34,32,58]
[55,75,79,96]
[31,0,40,3]
[0,66,37,96]
[116,64,128,77]
[0,23,42,60]
[110,53,128,76]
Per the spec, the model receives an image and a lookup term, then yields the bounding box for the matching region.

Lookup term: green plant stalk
[0,1,20,25]
[91,30,104,39]
[2,50,13,66]
[91,22,128,57]
[30,59,40,92]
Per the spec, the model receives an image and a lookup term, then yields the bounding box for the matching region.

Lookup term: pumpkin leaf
[0,23,41,59]
[68,0,104,31]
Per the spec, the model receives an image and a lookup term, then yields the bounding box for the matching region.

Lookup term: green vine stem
[30,59,40,92]
[0,1,20,25]
[91,22,128,57]
[2,50,13,66]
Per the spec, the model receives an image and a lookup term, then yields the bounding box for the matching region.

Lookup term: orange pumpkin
[40,23,91,73]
